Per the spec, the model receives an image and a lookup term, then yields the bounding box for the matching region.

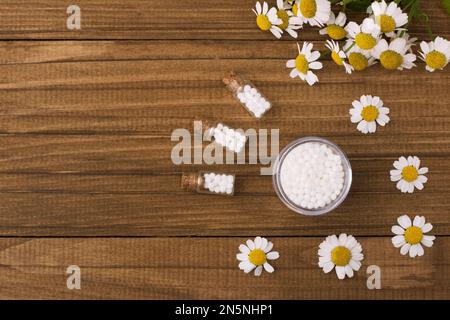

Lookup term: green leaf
[442,0,450,15]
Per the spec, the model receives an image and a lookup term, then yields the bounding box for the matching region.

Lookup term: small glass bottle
[203,119,247,154]
[223,71,272,119]
[181,171,235,196]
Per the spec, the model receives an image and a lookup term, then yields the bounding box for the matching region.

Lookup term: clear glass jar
[203,120,247,154]
[223,71,272,119]
[272,136,352,216]
[181,171,235,196]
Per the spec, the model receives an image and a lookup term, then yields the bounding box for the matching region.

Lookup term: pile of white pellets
[279,142,345,210]
[236,85,271,118]
[210,123,246,153]
[203,172,234,195]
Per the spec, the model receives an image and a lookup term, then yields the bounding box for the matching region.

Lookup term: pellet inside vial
[203,173,234,195]
[279,142,345,210]
[237,85,271,118]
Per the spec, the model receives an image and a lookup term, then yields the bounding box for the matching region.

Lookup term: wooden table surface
[0,0,449,299]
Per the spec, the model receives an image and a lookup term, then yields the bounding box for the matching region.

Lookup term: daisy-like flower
[349,95,390,134]
[318,234,364,280]
[326,40,353,74]
[370,0,408,36]
[344,41,376,71]
[286,42,322,85]
[292,0,331,27]
[275,0,303,38]
[237,236,279,276]
[391,215,436,258]
[394,30,417,51]
[319,12,347,40]
[372,38,416,70]
[345,18,381,53]
[390,156,428,193]
[253,1,283,39]
[418,36,450,72]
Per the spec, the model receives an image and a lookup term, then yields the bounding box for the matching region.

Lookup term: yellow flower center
[277,9,290,30]
[292,3,298,15]
[331,246,351,266]
[404,226,423,245]
[348,52,368,71]
[331,51,344,66]
[401,165,419,182]
[361,105,379,121]
[425,50,447,70]
[295,54,309,74]
[300,0,317,18]
[327,25,347,40]
[248,249,267,266]
[355,33,377,50]
[379,15,396,33]
[256,14,272,31]
[380,50,403,70]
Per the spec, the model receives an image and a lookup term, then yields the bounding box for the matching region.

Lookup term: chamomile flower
[292,0,331,27]
[372,38,416,70]
[253,1,283,39]
[326,40,353,73]
[344,41,376,71]
[390,156,428,193]
[349,95,390,134]
[345,18,381,52]
[394,30,417,51]
[370,0,408,36]
[275,0,303,38]
[391,215,435,258]
[286,42,322,85]
[237,236,279,276]
[419,36,450,72]
[319,12,347,40]
[318,234,364,280]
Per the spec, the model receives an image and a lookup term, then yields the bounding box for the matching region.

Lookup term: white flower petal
[335,266,346,279]
[391,225,405,235]
[254,265,263,276]
[397,215,412,229]
[400,243,410,255]
[422,223,433,233]
[239,244,250,254]
[263,262,274,273]
[266,251,280,260]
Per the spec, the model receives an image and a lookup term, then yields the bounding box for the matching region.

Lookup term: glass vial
[223,71,272,119]
[181,171,235,196]
[203,120,247,153]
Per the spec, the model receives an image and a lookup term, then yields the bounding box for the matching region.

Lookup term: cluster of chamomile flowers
[253,0,450,85]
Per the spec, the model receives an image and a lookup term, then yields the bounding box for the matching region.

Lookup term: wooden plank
[0,190,449,236]
[1,134,449,172]
[0,57,449,134]
[0,237,448,299]
[0,0,448,40]
[1,159,449,193]
[0,40,326,65]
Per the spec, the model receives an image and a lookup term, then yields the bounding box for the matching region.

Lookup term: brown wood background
[0,0,449,299]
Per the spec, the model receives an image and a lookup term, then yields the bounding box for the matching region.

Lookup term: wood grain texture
[0,0,449,299]
[0,0,448,40]
[0,237,449,299]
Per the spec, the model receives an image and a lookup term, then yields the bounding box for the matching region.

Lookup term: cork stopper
[181,172,200,192]
[223,71,244,93]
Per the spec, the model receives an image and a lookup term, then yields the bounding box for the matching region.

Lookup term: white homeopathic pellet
[203,172,234,195]
[279,142,345,210]
[210,123,246,153]
[236,85,271,118]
